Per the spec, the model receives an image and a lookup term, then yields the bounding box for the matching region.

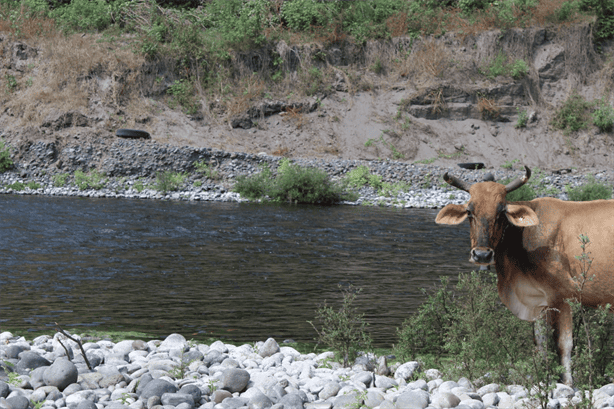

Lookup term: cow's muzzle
[470,247,494,265]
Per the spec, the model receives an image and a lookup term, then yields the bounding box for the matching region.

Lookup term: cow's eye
[466,209,473,218]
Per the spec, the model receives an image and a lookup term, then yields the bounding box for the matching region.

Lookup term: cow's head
[435,166,539,265]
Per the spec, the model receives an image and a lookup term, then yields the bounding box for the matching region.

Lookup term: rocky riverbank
[1,332,614,409]
[4,139,614,208]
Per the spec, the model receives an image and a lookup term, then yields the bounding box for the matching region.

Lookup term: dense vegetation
[0,0,609,123]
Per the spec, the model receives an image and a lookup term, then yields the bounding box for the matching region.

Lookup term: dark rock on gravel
[43,358,78,390]
[221,368,250,393]
[140,379,179,400]
[14,351,51,375]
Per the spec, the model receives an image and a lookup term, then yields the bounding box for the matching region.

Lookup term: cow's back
[524,197,614,307]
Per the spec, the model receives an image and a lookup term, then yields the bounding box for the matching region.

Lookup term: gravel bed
[5,139,614,207]
[2,332,613,409]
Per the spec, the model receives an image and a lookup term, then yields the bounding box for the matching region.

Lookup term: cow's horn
[443,173,472,192]
[504,166,531,193]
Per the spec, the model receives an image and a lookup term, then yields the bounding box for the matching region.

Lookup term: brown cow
[435,166,614,385]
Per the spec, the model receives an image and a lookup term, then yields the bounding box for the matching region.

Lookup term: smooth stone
[14,351,51,375]
[160,334,188,352]
[482,393,499,406]
[432,392,460,408]
[221,369,250,393]
[0,382,8,399]
[211,390,232,404]
[140,379,179,401]
[476,383,499,396]
[394,362,420,381]
[179,385,202,403]
[318,382,340,400]
[29,366,48,389]
[333,391,360,409]
[277,393,304,409]
[76,401,98,409]
[161,393,194,408]
[6,395,29,409]
[364,391,384,408]
[395,390,430,409]
[258,339,280,359]
[147,396,161,409]
[247,390,273,409]
[43,359,79,391]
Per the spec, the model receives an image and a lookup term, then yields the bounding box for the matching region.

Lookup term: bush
[154,170,186,193]
[592,99,614,132]
[396,271,535,382]
[74,170,107,191]
[566,175,612,201]
[50,0,117,32]
[395,277,456,367]
[500,177,537,201]
[269,159,345,204]
[309,285,372,368]
[234,165,273,200]
[0,139,13,172]
[234,159,349,204]
[551,91,591,135]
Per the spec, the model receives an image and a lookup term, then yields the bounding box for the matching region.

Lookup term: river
[0,195,472,347]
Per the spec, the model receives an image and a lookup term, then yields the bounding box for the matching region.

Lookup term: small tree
[309,285,372,367]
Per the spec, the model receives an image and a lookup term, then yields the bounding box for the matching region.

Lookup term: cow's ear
[506,204,539,226]
[436,204,468,225]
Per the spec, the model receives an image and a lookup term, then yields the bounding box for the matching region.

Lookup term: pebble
[3,140,611,208]
[0,332,607,409]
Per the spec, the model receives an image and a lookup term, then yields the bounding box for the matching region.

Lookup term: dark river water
[0,195,472,347]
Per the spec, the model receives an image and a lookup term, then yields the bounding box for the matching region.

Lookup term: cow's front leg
[554,303,574,385]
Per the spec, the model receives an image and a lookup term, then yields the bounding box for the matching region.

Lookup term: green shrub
[7,181,25,191]
[309,285,372,368]
[233,165,273,200]
[154,170,186,193]
[53,173,69,187]
[167,79,200,115]
[592,99,614,132]
[235,160,348,204]
[566,175,612,201]
[509,59,529,79]
[75,170,107,191]
[395,277,457,367]
[0,140,13,172]
[281,0,334,31]
[551,91,591,135]
[26,181,40,190]
[270,159,345,204]
[501,177,537,201]
[515,109,528,128]
[51,0,117,32]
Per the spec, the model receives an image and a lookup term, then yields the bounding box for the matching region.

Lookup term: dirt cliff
[0,22,613,174]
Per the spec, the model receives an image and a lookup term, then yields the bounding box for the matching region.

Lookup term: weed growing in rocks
[565,234,614,406]
[0,140,13,172]
[233,164,273,200]
[309,285,372,368]
[592,99,614,132]
[193,160,219,180]
[566,175,613,200]
[551,91,591,135]
[515,109,528,128]
[53,173,69,187]
[155,171,186,194]
[234,159,351,204]
[6,181,25,191]
[74,170,107,191]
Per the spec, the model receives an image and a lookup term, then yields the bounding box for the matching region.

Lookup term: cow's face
[436,167,539,265]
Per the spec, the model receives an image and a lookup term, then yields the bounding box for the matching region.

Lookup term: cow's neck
[494,221,549,322]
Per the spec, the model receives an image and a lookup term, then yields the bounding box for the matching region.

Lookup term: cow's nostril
[471,248,494,264]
